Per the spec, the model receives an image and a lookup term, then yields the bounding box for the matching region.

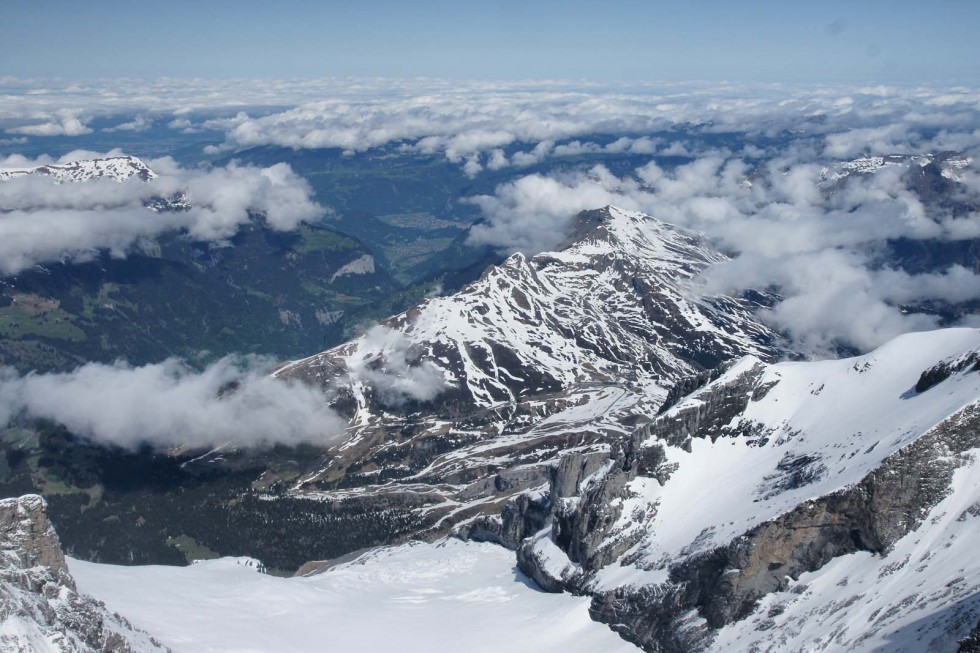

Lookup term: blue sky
[2,0,978,82]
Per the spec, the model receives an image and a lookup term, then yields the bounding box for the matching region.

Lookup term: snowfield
[70,539,638,653]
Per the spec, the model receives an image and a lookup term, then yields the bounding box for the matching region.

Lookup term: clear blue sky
[2,0,978,83]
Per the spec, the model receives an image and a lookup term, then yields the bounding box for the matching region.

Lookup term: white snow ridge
[0,155,157,183]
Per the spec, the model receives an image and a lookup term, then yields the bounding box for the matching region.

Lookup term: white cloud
[0,357,346,449]
[7,110,92,136]
[0,155,324,274]
[347,325,451,406]
[104,114,152,132]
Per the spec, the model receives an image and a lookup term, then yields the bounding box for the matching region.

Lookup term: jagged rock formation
[0,495,167,652]
[509,328,980,652]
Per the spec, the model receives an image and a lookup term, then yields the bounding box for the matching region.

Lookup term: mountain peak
[275,205,779,512]
[0,155,157,183]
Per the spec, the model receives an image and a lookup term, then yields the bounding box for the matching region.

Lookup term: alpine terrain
[0,495,167,652]
[3,203,980,651]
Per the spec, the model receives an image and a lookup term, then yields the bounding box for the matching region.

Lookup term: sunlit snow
[71,539,637,653]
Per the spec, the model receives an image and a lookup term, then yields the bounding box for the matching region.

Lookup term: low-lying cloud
[347,325,451,406]
[0,356,346,449]
[0,152,324,274]
[6,110,92,136]
[198,82,980,176]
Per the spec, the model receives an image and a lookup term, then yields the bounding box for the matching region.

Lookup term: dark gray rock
[960,617,980,652]
[646,361,768,449]
[460,491,552,551]
[552,451,610,498]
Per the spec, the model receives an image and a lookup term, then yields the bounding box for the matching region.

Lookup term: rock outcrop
[0,495,168,653]
[507,329,980,651]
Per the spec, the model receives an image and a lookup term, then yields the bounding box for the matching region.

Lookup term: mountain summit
[269,206,780,541]
[0,155,157,183]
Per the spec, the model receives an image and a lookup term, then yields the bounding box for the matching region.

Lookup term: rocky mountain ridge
[261,206,781,542]
[0,495,167,652]
[506,327,980,652]
[0,156,157,183]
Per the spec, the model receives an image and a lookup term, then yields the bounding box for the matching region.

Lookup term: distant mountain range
[819,152,972,187]
[0,155,157,183]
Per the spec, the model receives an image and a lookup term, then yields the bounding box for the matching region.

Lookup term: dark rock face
[459,491,552,551]
[588,404,980,653]
[644,361,768,449]
[961,619,980,652]
[656,363,735,416]
[916,351,980,393]
[0,495,168,652]
[553,462,638,572]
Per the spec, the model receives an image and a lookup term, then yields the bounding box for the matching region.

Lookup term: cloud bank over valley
[0,356,346,449]
[0,151,323,274]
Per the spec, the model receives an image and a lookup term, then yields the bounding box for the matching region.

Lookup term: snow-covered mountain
[0,155,157,183]
[819,152,972,187]
[511,327,980,652]
[8,197,979,651]
[0,495,168,652]
[0,155,191,214]
[266,206,780,537]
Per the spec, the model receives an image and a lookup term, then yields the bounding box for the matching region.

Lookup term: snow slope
[514,327,980,651]
[710,450,980,651]
[626,327,980,567]
[70,539,637,653]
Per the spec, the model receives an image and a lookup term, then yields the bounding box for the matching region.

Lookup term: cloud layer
[0,152,323,274]
[4,78,980,176]
[3,77,979,353]
[0,356,346,449]
[197,82,980,176]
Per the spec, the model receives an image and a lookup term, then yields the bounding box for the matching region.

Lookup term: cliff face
[0,495,168,653]
[490,329,980,652]
[585,403,980,652]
